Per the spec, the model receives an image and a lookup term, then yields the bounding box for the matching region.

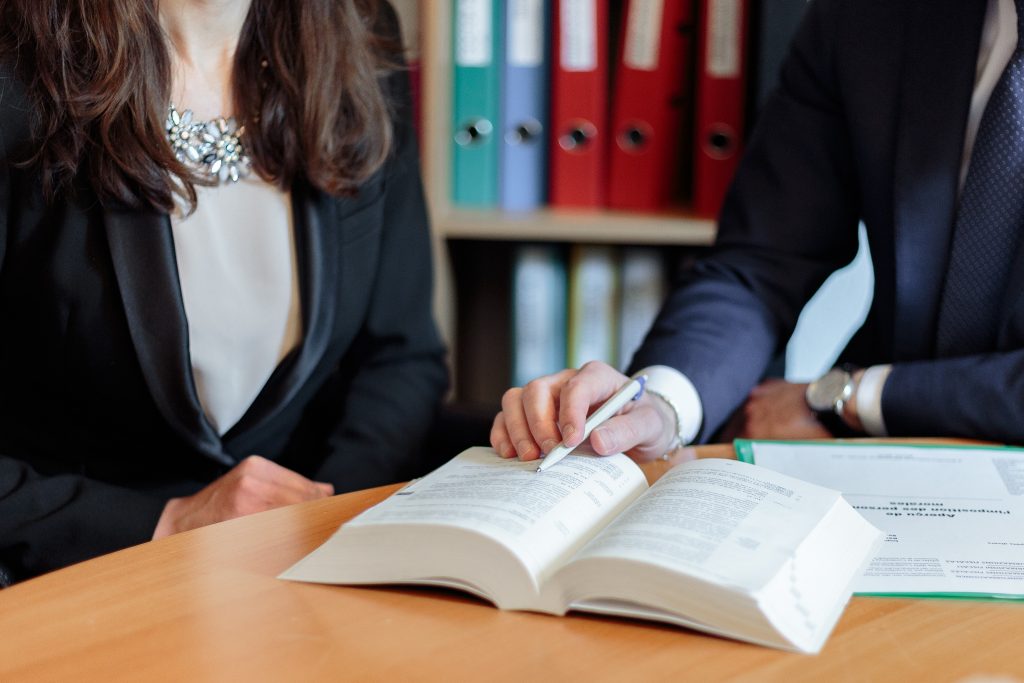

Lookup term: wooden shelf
[434,207,716,245]
[419,1,716,249]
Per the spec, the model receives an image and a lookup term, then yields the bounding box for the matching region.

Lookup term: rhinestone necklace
[165,103,251,185]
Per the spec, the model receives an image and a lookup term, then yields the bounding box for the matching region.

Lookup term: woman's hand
[153,456,334,539]
[490,361,678,463]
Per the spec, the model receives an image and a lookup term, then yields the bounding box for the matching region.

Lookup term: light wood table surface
[1,444,1021,682]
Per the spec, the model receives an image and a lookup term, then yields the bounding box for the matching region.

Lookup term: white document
[743,441,1024,597]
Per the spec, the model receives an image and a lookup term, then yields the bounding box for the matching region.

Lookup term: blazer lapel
[104,203,230,465]
[891,0,986,360]
[226,178,342,437]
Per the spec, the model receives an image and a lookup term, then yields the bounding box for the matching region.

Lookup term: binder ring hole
[558,121,598,151]
[506,119,543,145]
[455,118,493,147]
[617,123,652,152]
[704,125,737,159]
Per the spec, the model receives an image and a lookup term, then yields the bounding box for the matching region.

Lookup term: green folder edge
[733,438,1024,602]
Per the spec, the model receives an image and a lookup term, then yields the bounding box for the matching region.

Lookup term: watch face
[806,368,851,413]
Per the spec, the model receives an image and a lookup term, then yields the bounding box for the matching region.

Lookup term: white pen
[536,374,648,473]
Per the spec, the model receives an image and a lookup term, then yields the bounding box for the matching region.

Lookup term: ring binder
[608,0,696,211]
[549,0,610,208]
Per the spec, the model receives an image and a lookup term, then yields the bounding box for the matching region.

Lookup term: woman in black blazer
[0,0,447,583]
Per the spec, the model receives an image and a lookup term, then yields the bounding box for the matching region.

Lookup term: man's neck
[160,0,253,119]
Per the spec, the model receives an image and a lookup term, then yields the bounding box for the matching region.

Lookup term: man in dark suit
[492,0,1024,464]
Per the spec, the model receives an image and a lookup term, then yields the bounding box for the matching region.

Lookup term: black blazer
[0,31,448,579]
[632,0,1024,443]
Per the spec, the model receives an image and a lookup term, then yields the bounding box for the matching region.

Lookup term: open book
[281,448,881,654]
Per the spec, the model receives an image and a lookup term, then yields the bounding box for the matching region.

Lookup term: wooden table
[1,445,1021,681]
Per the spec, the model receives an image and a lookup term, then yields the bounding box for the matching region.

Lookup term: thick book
[282,448,882,654]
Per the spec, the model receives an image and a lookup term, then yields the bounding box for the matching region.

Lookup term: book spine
[617,247,666,370]
[567,245,620,369]
[511,245,568,386]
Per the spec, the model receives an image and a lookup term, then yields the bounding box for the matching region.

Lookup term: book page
[566,459,842,592]
[743,441,1024,597]
[352,448,648,583]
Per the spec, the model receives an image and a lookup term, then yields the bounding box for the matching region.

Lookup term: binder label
[509,0,544,67]
[456,0,493,66]
[624,0,664,71]
[707,0,742,77]
[560,0,597,71]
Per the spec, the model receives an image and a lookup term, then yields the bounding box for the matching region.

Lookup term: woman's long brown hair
[0,0,396,212]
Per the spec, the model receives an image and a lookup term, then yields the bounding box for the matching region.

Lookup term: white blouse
[171,177,302,435]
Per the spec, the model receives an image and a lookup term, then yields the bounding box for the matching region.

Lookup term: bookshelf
[419,0,717,406]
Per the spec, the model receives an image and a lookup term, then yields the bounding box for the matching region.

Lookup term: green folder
[735,438,1024,601]
[451,0,502,207]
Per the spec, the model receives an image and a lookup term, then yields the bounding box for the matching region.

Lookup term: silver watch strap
[646,387,687,452]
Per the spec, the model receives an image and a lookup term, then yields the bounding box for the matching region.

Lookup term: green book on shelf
[736,439,1024,601]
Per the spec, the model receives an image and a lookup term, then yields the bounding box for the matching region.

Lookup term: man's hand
[490,361,678,463]
[737,378,832,439]
[153,456,334,539]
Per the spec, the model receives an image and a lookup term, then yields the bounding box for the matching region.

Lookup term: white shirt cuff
[856,364,892,436]
[635,365,703,445]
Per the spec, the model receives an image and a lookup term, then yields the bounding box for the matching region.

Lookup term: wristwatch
[805,367,857,418]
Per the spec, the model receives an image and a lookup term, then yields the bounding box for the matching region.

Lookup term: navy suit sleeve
[883,351,1024,443]
[314,10,449,489]
[630,0,861,440]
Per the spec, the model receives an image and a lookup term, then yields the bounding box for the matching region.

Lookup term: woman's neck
[160,0,253,119]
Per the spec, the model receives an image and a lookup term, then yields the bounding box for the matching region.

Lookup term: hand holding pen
[536,375,647,472]
[490,361,681,466]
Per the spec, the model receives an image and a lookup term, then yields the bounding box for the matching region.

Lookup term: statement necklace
[165,103,251,185]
